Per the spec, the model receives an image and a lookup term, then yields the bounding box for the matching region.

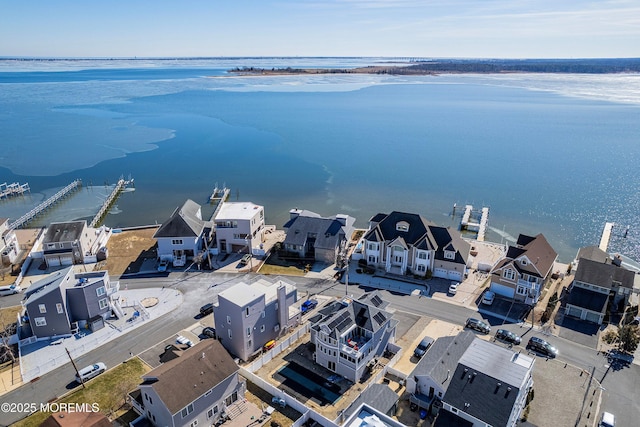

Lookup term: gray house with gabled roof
[361,211,470,280]
[310,291,398,383]
[282,209,355,265]
[566,247,636,324]
[409,331,534,427]
[131,339,244,427]
[154,199,213,267]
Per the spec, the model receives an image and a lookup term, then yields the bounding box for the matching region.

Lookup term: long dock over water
[459,204,490,241]
[209,185,230,219]
[89,178,134,227]
[599,222,615,252]
[8,179,81,230]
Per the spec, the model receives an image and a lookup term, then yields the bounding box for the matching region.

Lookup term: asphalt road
[1,272,637,426]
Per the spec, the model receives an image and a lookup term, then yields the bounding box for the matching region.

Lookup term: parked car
[157,259,169,272]
[495,329,521,345]
[527,336,558,357]
[448,282,459,295]
[176,335,194,347]
[599,411,615,427]
[75,362,106,384]
[301,299,318,314]
[263,340,276,351]
[200,303,214,316]
[202,327,216,339]
[0,285,22,296]
[465,317,491,334]
[482,290,495,305]
[239,254,252,266]
[413,336,434,358]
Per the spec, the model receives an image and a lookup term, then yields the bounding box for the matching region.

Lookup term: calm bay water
[1,58,639,263]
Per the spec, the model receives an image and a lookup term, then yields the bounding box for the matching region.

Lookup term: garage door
[60,256,73,266]
[433,268,448,279]
[490,282,515,299]
[448,271,462,281]
[47,257,61,267]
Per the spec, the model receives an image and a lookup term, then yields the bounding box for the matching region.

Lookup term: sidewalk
[9,287,182,388]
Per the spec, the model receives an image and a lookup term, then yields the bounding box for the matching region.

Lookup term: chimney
[289,208,302,220]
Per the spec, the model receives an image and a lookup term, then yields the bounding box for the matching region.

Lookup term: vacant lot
[94,227,159,276]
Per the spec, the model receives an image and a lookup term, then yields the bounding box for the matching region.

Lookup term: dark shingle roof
[153,199,205,238]
[282,212,355,251]
[411,331,476,388]
[364,211,432,246]
[343,383,399,419]
[43,221,86,244]
[143,339,238,415]
[574,258,635,290]
[494,233,557,278]
[566,286,609,312]
[433,410,474,427]
[576,246,611,264]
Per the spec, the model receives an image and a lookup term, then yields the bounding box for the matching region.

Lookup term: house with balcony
[129,339,245,427]
[309,291,398,383]
[360,211,470,281]
[407,330,535,427]
[213,276,299,362]
[41,220,110,267]
[21,267,119,339]
[213,202,265,256]
[565,247,636,324]
[489,233,557,304]
[282,209,355,265]
[0,217,19,265]
[154,199,214,267]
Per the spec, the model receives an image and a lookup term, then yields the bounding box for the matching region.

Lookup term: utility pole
[66,347,85,389]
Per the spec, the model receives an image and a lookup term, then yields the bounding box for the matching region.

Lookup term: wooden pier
[89,178,134,227]
[8,179,81,230]
[209,185,230,219]
[599,222,615,252]
[460,205,490,241]
[0,181,30,199]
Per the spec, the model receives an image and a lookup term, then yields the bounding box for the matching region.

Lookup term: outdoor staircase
[224,399,247,420]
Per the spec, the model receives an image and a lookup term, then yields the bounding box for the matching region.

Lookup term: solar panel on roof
[370,295,383,307]
[373,312,386,325]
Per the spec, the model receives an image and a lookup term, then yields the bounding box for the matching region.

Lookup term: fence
[245,323,310,373]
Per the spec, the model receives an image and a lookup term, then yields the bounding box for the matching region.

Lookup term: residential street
[0,271,637,427]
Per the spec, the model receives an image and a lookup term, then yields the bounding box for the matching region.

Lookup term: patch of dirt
[140,297,158,308]
[94,227,159,276]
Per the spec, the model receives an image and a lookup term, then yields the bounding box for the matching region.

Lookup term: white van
[599,412,615,427]
[0,285,22,296]
[75,362,107,383]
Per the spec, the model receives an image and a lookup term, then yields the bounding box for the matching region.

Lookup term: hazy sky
[1,0,638,58]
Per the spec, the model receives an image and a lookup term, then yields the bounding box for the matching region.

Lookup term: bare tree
[0,317,17,365]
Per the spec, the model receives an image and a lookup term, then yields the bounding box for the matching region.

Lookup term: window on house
[99,298,108,310]
[144,393,148,401]
[247,327,251,337]
[396,221,409,232]
[368,255,376,263]
[172,239,183,245]
[227,315,231,324]
[39,304,46,314]
[517,286,527,295]
[96,286,106,296]
[149,396,153,404]
[228,329,232,339]
[261,311,265,319]
[521,259,528,265]
[35,317,47,327]
[180,404,193,418]
[260,325,265,332]
[245,307,250,317]
[56,303,64,314]
[205,389,212,397]
[418,252,427,259]
[503,269,515,280]
[274,324,280,332]
[444,251,455,260]
[190,420,198,427]
[275,302,278,310]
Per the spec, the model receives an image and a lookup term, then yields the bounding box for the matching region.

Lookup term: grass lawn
[0,305,22,326]
[12,357,150,427]
[258,263,306,276]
